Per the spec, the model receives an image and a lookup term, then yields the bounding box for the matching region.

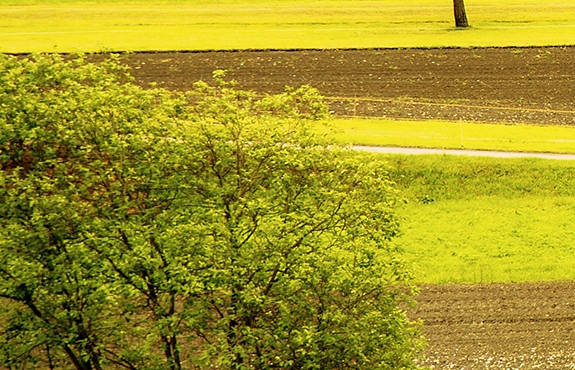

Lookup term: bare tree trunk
[453,0,469,28]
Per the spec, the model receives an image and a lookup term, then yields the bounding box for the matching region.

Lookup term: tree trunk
[453,0,469,28]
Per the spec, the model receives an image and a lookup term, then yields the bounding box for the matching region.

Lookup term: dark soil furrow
[414,282,575,369]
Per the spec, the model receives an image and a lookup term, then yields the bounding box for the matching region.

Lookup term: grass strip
[1,0,575,53]
[327,118,575,154]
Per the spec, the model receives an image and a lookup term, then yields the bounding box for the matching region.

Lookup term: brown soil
[123,47,575,125]
[123,47,575,369]
[413,282,575,369]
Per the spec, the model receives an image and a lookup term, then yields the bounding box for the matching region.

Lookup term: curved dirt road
[353,146,575,160]
[123,48,575,369]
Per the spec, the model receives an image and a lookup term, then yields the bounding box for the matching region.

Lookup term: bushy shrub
[0,54,424,370]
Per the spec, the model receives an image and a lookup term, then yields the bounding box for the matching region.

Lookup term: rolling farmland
[4,0,575,366]
[122,48,575,368]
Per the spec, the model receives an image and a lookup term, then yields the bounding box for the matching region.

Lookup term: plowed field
[124,47,575,125]
[414,282,575,369]
[124,47,575,369]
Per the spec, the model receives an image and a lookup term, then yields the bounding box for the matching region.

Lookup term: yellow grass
[1,0,574,53]
[326,118,575,154]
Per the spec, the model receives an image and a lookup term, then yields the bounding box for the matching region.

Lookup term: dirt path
[124,47,575,369]
[353,146,575,160]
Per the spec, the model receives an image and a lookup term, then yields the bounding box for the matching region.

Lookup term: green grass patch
[327,118,575,154]
[1,0,575,53]
[399,196,575,284]
[381,154,575,284]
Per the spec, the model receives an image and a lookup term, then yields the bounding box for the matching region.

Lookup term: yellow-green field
[327,118,575,154]
[382,154,575,284]
[401,196,575,283]
[1,0,575,53]
[3,0,575,285]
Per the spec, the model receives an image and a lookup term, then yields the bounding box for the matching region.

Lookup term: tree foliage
[0,54,425,369]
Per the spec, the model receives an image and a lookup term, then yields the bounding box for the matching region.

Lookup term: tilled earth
[123,47,575,369]
[123,47,575,125]
[413,282,575,369]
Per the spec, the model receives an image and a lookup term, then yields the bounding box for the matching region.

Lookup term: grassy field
[327,118,575,154]
[3,0,575,286]
[327,117,575,284]
[382,154,575,284]
[1,0,575,53]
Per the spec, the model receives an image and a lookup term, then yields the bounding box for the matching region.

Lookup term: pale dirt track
[123,47,575,369]
[353,146,575,160]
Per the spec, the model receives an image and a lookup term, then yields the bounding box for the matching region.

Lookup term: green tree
[0,53,189,369]
[0,54,425,369]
